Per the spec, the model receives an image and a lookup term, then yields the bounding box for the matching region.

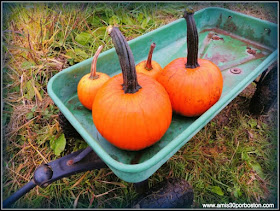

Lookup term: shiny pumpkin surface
[77,72,110,110]
[92,73,172,151]
[157,58,223,117]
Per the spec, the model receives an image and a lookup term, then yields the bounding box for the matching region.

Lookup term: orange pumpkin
[157,8,223,117]
[77,45,110,110]
[92,26,172,151]
[136,42,162,79]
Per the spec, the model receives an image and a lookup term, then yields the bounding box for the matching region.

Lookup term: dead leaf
[33,85,43,101]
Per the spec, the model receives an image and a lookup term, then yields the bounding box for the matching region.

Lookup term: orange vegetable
[157,8,223,117]
[92,26,172,151]
[136,42,162,79]
[77,45,110,110]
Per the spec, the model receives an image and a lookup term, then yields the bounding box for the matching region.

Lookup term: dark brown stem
[145,43,156,71]
[107,26,141,94]
[89,45,103,79]
[183,7,200,68]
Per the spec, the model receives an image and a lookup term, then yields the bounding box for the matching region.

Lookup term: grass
[2,2,278,209]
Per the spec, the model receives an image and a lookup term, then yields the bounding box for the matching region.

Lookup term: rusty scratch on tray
[219,52,266,71]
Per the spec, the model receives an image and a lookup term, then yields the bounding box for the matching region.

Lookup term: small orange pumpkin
[77,45,110,110]
[92,26,172,151]
[136,42,162,79]
[157,8,223,117]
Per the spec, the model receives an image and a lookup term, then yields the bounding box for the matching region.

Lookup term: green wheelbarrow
[3,7,277,208]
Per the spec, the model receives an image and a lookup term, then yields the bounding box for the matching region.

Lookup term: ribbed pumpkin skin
[92,73,172,151]
[157,58,223,117]
[136,60,162,79]
[77,72,110,110]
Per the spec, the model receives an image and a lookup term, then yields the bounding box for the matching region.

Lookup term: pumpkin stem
[107,26,142,94]
[145,42,156,71]
[183,7,200,69]
[89,45,103,79]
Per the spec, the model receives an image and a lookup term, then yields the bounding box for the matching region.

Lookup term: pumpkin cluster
[77,8,223,151]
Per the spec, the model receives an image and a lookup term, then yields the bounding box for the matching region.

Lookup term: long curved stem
[145,43,156,71]
[89,45,103,79]
[107,26,141,94]
[183,7,200,69]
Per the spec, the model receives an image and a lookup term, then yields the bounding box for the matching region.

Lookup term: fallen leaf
[33,85,43,101]
[208,186,224,196]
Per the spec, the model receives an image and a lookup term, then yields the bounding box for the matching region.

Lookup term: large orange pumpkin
[136,43,162,79]
[157,8,223,117]
[77,45,110,110]
[92,26,172,151]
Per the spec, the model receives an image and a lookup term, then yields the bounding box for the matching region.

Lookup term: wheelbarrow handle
[3,147,107,208]
[3,180,36,208]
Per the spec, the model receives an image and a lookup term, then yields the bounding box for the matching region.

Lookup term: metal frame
[3,147,107,208]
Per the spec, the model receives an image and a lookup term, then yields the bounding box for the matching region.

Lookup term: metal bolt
[67,159,74,166]
[247,48,257,55]
[230,68,242,74]
[33,164,53,187]
[264,28,271,35]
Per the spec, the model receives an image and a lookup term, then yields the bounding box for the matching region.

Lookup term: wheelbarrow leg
[58,111,82,139]
[133,179,149,195]
[129,178,194,208]
[249,65,277,115]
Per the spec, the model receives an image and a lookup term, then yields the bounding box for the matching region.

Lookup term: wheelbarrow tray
[47,7,277,183]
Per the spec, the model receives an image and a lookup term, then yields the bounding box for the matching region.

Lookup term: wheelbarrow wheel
[58,111,82,139]
[249,66,277,116]
[129,178,194,208]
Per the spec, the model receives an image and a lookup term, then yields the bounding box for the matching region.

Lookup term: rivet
[264,28,271,35]
[247,48,257,55]
[230,68,242,74]
[67,160,74,166]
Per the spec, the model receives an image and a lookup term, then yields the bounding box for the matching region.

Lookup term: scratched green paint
[47,7,277,183]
